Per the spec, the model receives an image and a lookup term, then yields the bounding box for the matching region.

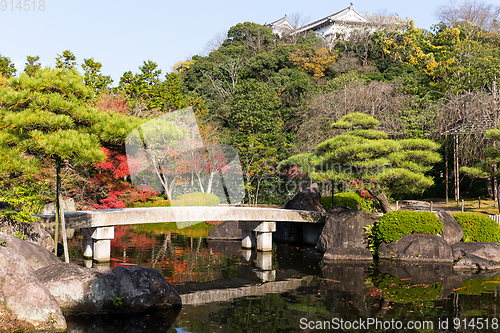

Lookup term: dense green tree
[118,60,184,112]
[0,54,16,78]
[280,113,441,212]
[222,22,279,58]
[228,79,287,204]
[82,58,113,96]
[24,55,41,77]
[55,50,77,70]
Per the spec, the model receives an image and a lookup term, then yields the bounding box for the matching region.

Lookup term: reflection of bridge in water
[177,248,318,305]
[36,206,325,262]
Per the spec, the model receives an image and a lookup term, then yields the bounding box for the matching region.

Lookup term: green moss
[321,192,371,212]
[452,213,500,242]
[374,210,442,244]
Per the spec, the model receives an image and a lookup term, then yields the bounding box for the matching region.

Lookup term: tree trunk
[487,177,494,199]
[56,161,69,263]
[445,134,449,204]
[372,191,392,213]
[454,134,460,203]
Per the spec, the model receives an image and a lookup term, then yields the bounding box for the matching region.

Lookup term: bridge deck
[35,206,326,261]
[35,206,326,231]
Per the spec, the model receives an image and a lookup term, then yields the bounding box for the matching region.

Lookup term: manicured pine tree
[280,112,441,212]
[0,68,142,261]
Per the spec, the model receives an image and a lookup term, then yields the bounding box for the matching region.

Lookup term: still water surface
[64,224,500,332]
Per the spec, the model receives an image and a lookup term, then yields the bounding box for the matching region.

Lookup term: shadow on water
[65,307,181,333]
[63,227,500,332]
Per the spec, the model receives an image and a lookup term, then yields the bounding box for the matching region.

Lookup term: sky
[0,0,455,85]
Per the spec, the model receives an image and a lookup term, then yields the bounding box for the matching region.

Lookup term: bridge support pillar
[239,222,275,251]
[81,226,114,262]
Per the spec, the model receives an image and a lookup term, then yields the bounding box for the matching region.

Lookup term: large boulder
[435,211,463,245]
[276,183,326,243]
[0,234,66,331]
[317,206,374,252]
[284,183,325,212]
[378,234,453,263]
[0,231,60,271]
[36,263,182,313]
[0,215,55,252]
[207,221,241,240]
[451,242,500,262]
[453,253,500,270]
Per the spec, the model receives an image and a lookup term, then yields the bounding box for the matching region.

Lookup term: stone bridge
[35,206,326,262]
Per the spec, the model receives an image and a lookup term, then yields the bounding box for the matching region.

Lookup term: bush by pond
[374,211,442,244]
[128,199,171,208]
[321,192,372,212]
[128,192,221,208]
[451,213,500,243]
[172,192,220,206]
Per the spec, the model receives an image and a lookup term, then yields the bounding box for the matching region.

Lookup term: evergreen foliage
[0,68,142,259]
[281,113,441,211]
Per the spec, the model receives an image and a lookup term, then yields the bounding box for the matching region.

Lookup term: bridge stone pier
[36,206,325,262]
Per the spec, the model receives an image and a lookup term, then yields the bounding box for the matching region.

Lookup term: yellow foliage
[290,47,337,79]
[172,60,195,73]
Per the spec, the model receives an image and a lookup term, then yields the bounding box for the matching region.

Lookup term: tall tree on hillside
[280,113,441,212]
[82,58,113,96]
[228,79,286,205]
[24,55,41,77]
[435,0,500,33]
[55,50,77,70]
[119,60,184,113]
[0,55,16,78]
[223,22,279,58]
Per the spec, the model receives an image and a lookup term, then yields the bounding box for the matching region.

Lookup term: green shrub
[321,192,371,212]
[375,211,442,244]
[172,192,220,207]
[128,199,171,208]
[452,213,500,242]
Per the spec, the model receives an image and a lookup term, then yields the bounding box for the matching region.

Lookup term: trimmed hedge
[321,192,371,212]
[128,199,171,208]
[172,192,220,207]
[451,213,500,243]
[375,210,442,244]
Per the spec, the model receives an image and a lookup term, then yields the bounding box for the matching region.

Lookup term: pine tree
[280,113,441,212]
[0,68,142,261]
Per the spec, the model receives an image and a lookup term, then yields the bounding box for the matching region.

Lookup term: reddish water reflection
[108,225,238,286]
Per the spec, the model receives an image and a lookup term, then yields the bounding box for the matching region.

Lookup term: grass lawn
[422,198,499,216]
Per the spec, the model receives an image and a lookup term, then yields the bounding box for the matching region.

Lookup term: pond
[63,223,500,332]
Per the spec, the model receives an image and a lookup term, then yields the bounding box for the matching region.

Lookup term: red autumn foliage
[89,148,158,209]
[94,91,129,114]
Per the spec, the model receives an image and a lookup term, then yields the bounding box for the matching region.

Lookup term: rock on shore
[0,231,181,330]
